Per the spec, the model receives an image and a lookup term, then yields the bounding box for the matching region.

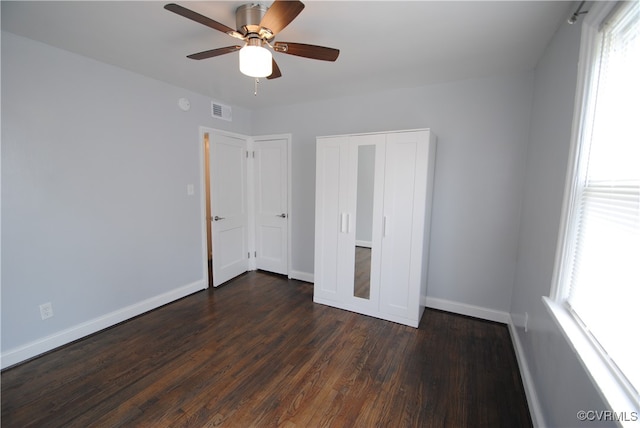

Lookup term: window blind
[565,1,640,401]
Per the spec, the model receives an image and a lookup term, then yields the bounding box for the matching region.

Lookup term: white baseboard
[423,296,510,323]
[508,316,547,428]
[289,270,314,283]
[1,279,207,369]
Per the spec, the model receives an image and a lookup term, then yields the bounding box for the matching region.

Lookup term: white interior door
[210,132,249,286]
[254,137,289,275]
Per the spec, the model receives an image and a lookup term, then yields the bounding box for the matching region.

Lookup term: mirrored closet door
[314,129,436,328]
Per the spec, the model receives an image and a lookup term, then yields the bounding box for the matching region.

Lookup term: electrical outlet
[39,302,54,320]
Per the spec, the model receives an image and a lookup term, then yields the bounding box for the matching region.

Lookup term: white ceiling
[1,1,573,110]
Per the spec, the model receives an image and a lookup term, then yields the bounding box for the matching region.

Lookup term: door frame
[198,127,292,287]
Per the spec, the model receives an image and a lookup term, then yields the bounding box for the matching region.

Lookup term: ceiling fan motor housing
[236,3,269,37]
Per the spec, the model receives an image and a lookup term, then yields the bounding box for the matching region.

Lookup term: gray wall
[252,73,533,314]
[510,17,614,428]
[1,32,252,364]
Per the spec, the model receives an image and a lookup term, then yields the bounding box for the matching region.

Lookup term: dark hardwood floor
[1,271,532,427]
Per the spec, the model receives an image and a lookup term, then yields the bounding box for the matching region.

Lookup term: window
[550,0,639,413]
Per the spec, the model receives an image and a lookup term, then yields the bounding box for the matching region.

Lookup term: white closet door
[314,136,351,302]
[379,131,429,320]
[254,138,288,275]
[210,133,249,286]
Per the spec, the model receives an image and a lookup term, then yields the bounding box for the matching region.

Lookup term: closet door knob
[276,213,287,218]
[214,216,225,221]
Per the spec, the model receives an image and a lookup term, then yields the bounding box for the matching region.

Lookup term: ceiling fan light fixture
[239,44,272,78]
[165,1,339,81]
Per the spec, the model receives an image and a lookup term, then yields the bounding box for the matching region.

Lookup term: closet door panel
[380,131,429,320]
[347,134,386,311]
[314,137,351,301]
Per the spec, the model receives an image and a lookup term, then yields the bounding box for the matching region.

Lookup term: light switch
[187,184,195,196]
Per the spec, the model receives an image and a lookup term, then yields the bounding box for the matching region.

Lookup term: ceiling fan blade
[164,3,236,35]
[273,42,339,62]
[267,59,282,80]
[187,46,241,60]
[260,0,305,36]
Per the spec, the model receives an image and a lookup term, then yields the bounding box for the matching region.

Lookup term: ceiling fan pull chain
[254,78,260,96]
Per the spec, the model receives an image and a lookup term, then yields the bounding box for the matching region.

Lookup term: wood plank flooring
[1,271,532,427]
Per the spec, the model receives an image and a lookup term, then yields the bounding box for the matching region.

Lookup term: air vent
[211,101,232,121]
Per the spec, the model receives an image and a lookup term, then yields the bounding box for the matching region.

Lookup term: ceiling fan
[164,1,340,80]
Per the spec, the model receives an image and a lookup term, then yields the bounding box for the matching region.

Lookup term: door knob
[276,213,287,218]
[214,215,225,221]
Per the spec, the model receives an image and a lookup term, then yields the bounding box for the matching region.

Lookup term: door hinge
[248,252,250,259]
[245,151,255,158]
[254,251,257,257]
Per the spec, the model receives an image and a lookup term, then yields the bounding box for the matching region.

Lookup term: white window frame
[544,1,640,424]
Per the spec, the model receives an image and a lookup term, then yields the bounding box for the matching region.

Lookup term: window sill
[543,297,639,427]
